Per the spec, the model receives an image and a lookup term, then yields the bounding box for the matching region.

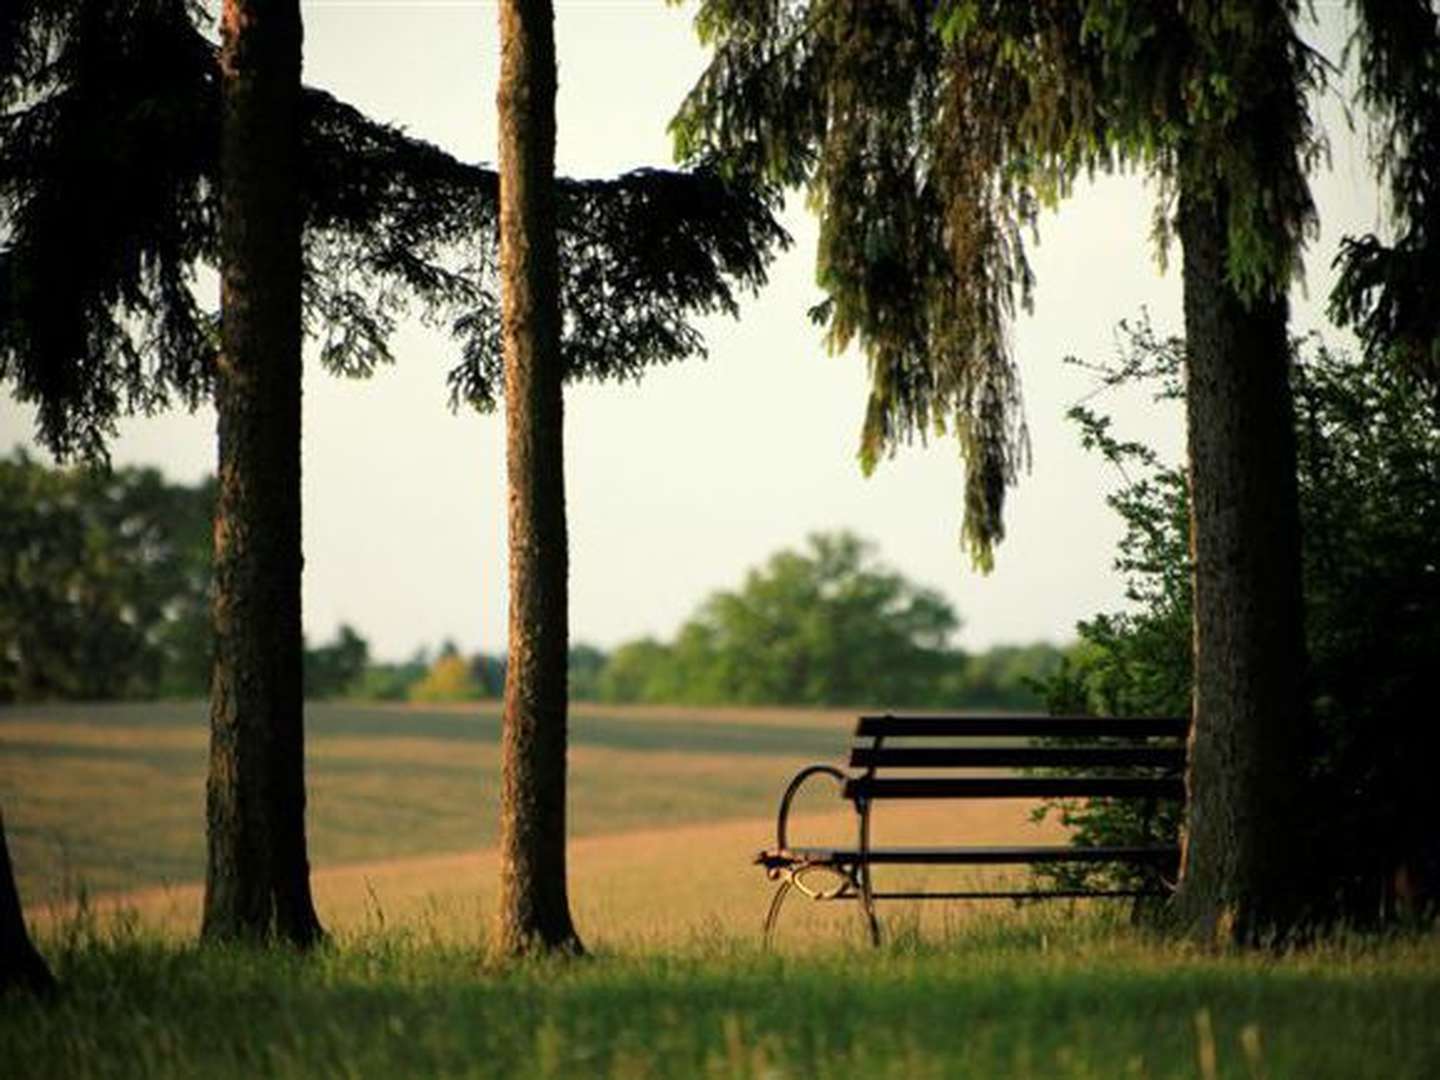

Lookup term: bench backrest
[843,713,1188,803]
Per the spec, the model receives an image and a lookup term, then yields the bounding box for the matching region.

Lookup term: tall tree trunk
[1171,179,1314,945]
[0,808,54,997]
[493,0,582,957]
[202,0,322,948]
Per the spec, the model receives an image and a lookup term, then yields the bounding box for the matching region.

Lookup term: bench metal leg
[858,866,881,946]
[857,797,881,946]
[761,878,794,949]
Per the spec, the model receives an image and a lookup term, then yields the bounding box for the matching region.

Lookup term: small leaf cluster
[448,164,788,411]
[1329,0,1440,394]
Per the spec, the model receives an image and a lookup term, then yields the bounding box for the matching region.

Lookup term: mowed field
[1,700,1066,946]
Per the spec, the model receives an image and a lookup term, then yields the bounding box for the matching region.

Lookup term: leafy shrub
[1037,320,1440,920]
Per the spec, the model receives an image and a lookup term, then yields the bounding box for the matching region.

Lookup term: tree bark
[0,808,54,997]
[493,0,582,957]
[202,0,322,948]
[1171,180,1315,945]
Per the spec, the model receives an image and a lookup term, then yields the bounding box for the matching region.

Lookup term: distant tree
[357,648,431,702]
[947,642,1064,710]
[1,451,382,704]
[596,639,678,705]
[566,644,607,702]
[304,624,370,699]
[408,643,481,703]
[0,451,212,702]
[469,652,507,699]
[0,806,53,996]
[599,533,960,707]
[693,532,958,706]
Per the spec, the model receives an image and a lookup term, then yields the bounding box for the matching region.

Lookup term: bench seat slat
[855,714,1188,739]
[844,776,1185,800]
[764,844,1179,866]
[849,746,1185,770]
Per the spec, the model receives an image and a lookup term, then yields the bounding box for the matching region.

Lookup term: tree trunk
[202,0,322,948]
[0,808,54,997]
[493,0,582,957]
[1171,180,1315,945]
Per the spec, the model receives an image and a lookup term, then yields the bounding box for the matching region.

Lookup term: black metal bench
[756,713,1188,944]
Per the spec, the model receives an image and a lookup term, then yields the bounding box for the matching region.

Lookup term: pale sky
[1,2,1384,661]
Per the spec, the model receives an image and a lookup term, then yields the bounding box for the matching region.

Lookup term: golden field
[3,700,1067,947]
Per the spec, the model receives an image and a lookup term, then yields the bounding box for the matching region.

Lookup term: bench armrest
[774,763,848,851]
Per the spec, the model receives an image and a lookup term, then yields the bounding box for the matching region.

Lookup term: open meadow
[4,701,1440,1077]
[2,700,1065,943]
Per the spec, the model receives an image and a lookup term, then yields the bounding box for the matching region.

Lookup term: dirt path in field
[45,800,1068,947]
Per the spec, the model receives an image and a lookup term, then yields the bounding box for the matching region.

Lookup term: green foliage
[448,166,789,413]
[0,449,212,702]
[602,532,960,707]
[1329,1,1440,393]
[0,1,220,460]
[406,642,481,704]
[302,624,369,701]
[1068,0,1325,299]
[1042,322,1192,724]
[0,450,377,702]
[675,1,1329,566]
[595,638,679,705]
[950,642,1066,710]
[0,3,787,461]
[1295,334,1440,914]
[1036,321,1440,913]
[468,653,507,699]
[355,652,430,703]
[347,645,604,703]
[566,643,607,702]
[674,2,1041,568]
[589,531,1063,709]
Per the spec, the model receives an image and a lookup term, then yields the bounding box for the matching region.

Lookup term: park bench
[755,713,1188,944]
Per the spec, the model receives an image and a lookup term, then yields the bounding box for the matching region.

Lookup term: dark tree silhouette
[0,808,53,997]
[199,0,322,947]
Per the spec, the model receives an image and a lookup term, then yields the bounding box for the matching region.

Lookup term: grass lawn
[5,914,1439,1078]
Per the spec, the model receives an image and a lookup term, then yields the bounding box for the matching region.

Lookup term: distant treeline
[356,533,1067,709]
[0,458,1063,710]
[380,636,1064,711]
